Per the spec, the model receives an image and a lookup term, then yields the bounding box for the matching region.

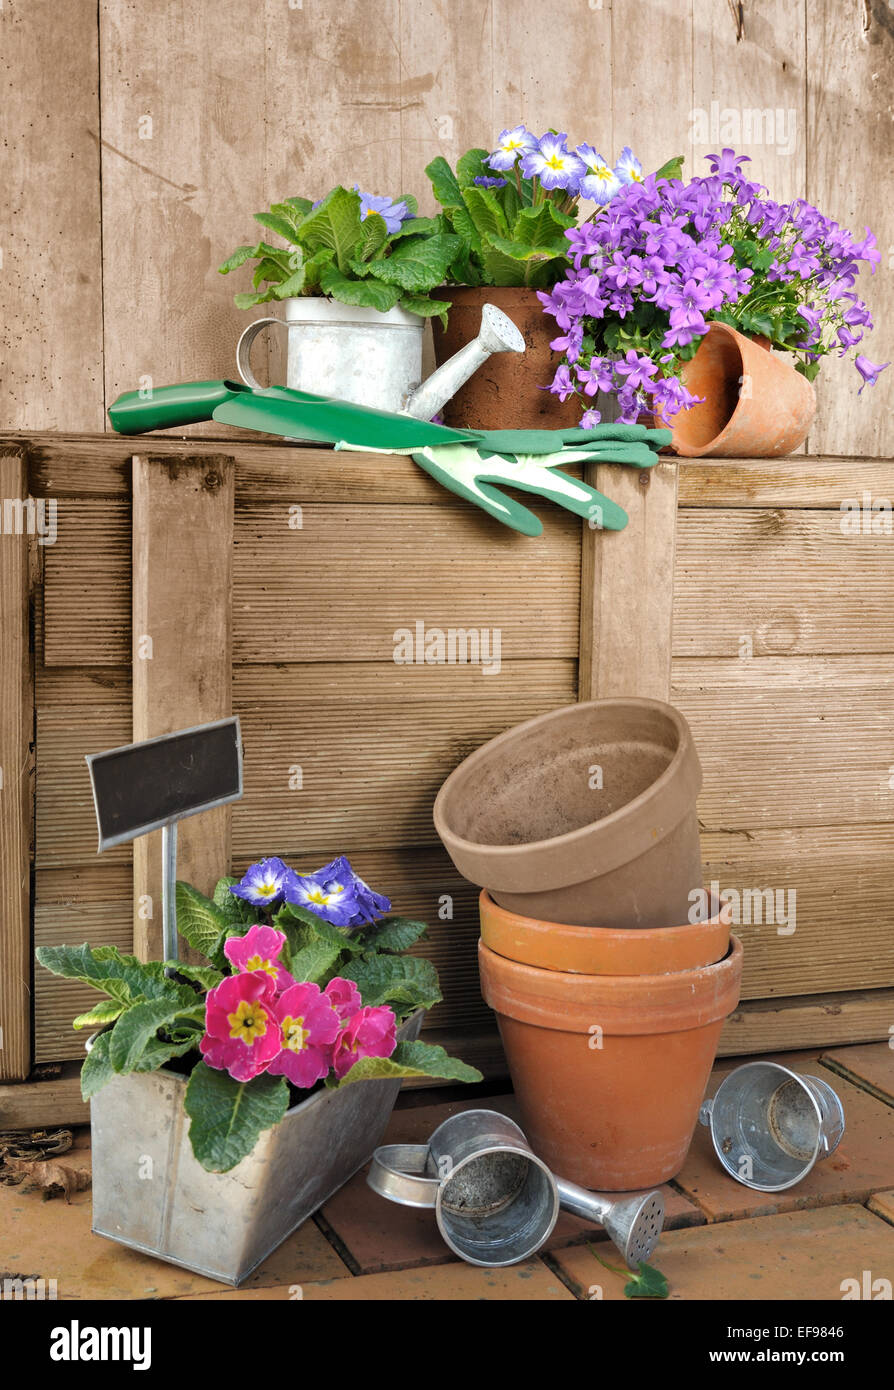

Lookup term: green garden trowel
[108,380,671,537]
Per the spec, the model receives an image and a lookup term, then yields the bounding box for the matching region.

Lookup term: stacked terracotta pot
[434,698,743,1191]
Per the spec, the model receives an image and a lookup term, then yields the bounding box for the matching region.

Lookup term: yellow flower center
[281,1015,309,1053]
[545,154,565,171]
[257,881,276,897]
[503,138,522,151]
[228,999,268,1045]
[244,953,278,980]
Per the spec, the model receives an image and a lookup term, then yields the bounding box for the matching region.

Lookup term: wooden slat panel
[580,460,677,701]
[674,653,894,691]
[700,824,894,999]
[34,901,133,1061]
[673,508,894,656]
[0,1063,89,1129]
[35,705,132,867]
[718,988,894,1056]
[0,1,104,430]
[99,0,267,418]
[36,863,133,907]
[132,455,234,957]
[234,658,576,703]
[807,0,894,457]
[234,501,580,663]
[613,0,693,175]
[679,457,894,509]
[43,499,130,665]
[677,684,894,830]
[0,449,34,1079]
[37,666,132,707]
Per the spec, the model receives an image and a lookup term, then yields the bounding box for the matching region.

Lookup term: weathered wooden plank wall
[1,0,891,451]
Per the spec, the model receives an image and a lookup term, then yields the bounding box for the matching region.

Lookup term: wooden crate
[2,434,894,1119]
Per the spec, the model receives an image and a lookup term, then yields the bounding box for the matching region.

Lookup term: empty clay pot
[667,322,816,457]
[433,698,704,929]
[478,935,744,1189]
[431,286,581,431]
[478,889,731,975]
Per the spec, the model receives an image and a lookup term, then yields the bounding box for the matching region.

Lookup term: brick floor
[3,1040,893,1301]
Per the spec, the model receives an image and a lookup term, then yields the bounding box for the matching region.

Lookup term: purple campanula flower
[580,408,602,428]
[521,133,586,192]
[549,364,577,402]
[488,125,538,171]
[615,349,659,390]
[855,355,890,393]
[704,148,752,182]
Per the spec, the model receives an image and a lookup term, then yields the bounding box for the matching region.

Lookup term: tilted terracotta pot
[667,322,816,457]
[431,286,580,431]
[479,935,744,1189]
[478,889,731,975]
[433,698,704,930]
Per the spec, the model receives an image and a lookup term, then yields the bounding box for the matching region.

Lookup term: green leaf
[270,266,307,299]
[108,996,204,1075]
[356,915,428,953]
[319,262,402,311]
[253,210,302,244]
[36,943,183,1007]
[461,185,510,242]
[218,244,258,274]
[164,960,223,991]
[295,185,364,271]
[341,954,442,1012]
[624,1261,669,1299]
[447,202,483,256]
[365,233,462,293]
[80,1030,114,1100]
[131,1030,200,1074]
[184,1063,290,1173]
[512,200,576,243]
[335,1040,482,1088]
[399,294,451,330]
[357,211,389,261]
[396,193,419,217]
[481,244,527,287]
[175,881,230,959]
[212,877,256,926]
[252,257,287,288]
[425,155,463,209]
[525,255,571,289]
[279,195,314,217]
[487,234,569,263]
[389,216,441,242]
[302,247,336,290]
[234,289,277,309]
[456,147,491,187]
[72,999,125,1030]
[653,154,685,182]
[289,938,345,984]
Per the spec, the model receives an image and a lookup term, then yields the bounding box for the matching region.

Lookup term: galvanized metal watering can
[699,1061,846,1192]
[236,300,525,417]
[368,1108,665,1268]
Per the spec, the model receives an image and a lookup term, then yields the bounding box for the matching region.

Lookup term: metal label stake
[85,716,243,964]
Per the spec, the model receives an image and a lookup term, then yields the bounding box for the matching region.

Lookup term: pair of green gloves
[352,424,669,537]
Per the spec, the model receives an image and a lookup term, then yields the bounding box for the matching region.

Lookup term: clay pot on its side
[479,889,731,975]
[431,286,580,431]
[433,697,704,930]
[478,935,743,1189]
[667,322,816,457]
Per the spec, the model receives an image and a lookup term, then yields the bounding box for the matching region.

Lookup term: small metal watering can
[699,1061,846,1192]
[368,1109,665,1268]
[236,299,525,418]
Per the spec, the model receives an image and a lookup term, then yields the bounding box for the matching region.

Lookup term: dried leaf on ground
[0,1156,91,1202]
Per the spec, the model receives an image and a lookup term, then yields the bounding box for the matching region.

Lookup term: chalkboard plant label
[36,855,482,1285]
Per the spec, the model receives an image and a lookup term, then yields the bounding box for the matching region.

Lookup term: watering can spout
[403,303,525,421]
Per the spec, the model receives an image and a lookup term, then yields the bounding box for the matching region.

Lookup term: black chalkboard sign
[86,717,243,851]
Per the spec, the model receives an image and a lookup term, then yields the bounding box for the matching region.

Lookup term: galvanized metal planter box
[89,1012,422,1286]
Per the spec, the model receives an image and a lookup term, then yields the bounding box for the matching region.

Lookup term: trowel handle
[237,317,288,389]
[555,1177,612,1225]
[108,381,239,435]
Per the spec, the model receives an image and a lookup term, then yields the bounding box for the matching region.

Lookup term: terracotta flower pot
[667,322,817,457]
[478,935,744,1189]
[433,698,704,930]
[478,889,731,975]
[431,286,580,431]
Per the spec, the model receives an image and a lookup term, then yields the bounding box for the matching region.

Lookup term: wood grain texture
[0,1063,89,1128]
[718,988,894,1056]
[580,459,678,700]
[35,703,132,868]
[0,450,34,1079]
[612,0,693,177]
[34,901,133,1061]
[132,455,234,958]
[673,507,894,656]
[0,0,104,429]
[679,456,894,508]
[43,500,131,666]
[807,0,894,456]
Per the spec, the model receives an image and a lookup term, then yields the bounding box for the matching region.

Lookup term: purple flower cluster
[488,125,642,206]
[230,854,390,929]
[539,148,886,424]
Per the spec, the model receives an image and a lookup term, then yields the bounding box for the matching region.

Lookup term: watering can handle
[236,317,289,390]
[367,1143,440,1208]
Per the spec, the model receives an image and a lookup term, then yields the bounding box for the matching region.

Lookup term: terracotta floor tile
[820,1042,894,1106]
[674,1049,894,1222]
[868,1190,894,1225]
[320,1092,702,1274]
[0,1147,349,1300]
[551,1204,894,1301]
[178,1257,575,1301]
